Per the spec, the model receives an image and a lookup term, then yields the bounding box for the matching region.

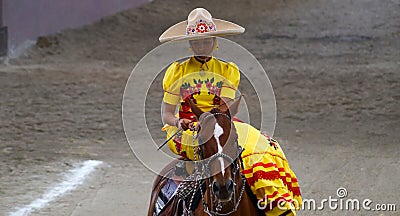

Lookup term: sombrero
[159,8,245,43]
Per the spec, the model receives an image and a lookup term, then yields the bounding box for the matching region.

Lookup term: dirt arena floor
[1,0,399,215]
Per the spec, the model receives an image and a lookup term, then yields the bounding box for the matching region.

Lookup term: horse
[189,97,263,215]
[148,97,264,216]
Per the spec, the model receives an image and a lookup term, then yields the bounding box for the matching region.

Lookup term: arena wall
[0,0,148,56]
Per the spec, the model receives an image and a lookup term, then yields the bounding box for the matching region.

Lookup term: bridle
[191,112,247,216]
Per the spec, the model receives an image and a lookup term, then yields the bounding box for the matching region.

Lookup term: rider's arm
[162,103,179,127]
[162,103,192,130]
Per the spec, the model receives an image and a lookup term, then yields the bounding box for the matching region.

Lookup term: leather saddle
[147,159,204,216]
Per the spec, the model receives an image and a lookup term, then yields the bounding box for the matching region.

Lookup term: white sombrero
[159,8,245,43]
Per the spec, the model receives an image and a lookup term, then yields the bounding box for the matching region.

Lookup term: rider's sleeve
[163,62,182,105]
[220,62,240,99]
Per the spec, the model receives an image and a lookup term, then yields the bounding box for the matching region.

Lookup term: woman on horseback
[159,8,302,215]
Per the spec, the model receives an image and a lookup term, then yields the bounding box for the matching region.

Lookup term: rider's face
[189,38,215,57]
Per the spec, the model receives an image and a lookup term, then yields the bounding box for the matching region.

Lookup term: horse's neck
[231,173,262,215]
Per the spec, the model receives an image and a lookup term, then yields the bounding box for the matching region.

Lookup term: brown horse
[148,97,263,215]
[189,98,263,216]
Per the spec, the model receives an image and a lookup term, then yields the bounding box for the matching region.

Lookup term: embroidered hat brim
[159,13,245,43]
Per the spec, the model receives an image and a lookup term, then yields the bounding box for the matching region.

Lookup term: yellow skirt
[163,122,302,215]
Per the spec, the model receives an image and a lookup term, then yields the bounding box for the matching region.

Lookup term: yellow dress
[162,56,302,215]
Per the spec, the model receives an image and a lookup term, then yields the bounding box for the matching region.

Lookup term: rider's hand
[176,118,193,131]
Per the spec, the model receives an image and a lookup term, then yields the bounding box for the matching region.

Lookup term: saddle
[148,159,205,216]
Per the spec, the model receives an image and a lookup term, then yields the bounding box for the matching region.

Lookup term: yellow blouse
[163,57,240,113]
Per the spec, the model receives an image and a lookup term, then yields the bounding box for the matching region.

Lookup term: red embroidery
[196,23,208,33]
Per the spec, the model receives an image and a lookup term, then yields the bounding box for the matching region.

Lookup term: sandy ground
[1,0,399,215]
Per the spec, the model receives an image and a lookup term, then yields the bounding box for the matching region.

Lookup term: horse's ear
[188,98,204,119]
[221,95,243,117]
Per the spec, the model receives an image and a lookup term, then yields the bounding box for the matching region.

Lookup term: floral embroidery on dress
[205,77,223,96]
[179,77,225,117]
[180,79,202,100]
[180,77,223,99]
[204,77,224,105]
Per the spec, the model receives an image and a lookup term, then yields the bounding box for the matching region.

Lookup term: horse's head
[188,97,242,202]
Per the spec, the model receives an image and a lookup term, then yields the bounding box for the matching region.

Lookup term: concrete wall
[2,0,148,51]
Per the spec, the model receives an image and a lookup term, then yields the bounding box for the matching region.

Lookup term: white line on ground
[9,160,103,216]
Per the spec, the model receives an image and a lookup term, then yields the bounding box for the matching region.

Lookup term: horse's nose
[212,179,234,201]
[226,179,234,194]
[212,181,220,197]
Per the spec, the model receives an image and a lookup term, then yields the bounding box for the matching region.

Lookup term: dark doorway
[0,0,7,56]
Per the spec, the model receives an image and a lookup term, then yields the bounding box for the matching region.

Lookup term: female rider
[160,8,302,215]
